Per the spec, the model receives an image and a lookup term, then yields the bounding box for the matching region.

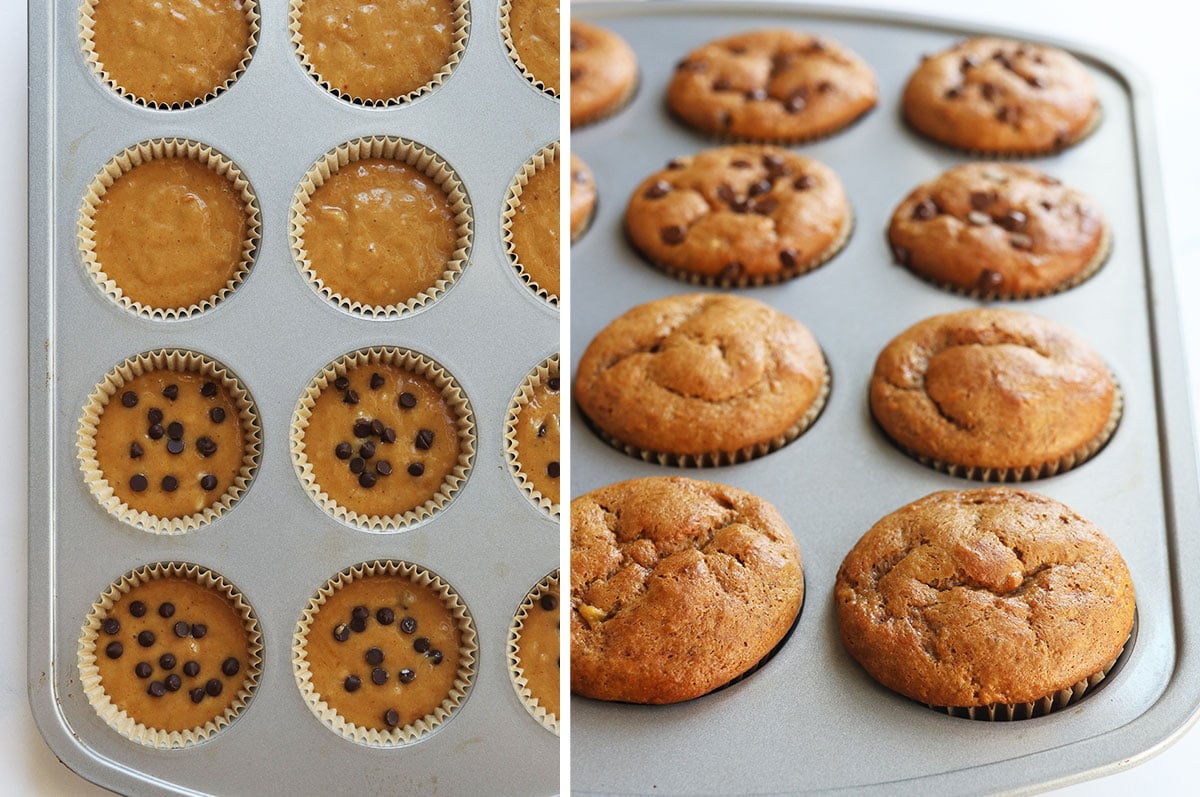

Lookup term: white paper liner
[500,0,560,98]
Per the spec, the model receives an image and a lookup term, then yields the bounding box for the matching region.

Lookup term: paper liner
[903,104,1104,160]
[882,376,1123,482]
[507,570,560,735]
[504,354,560,518]
[582,353,833,468]
[293,560,477,746]
[79,0,260,110]
[289,136,473,318]
[500,0,559,98]
[77,562,263,748]
[647,210,854,289]
[502,141,561,306]
[572,72,640,130]
[291,347,476,531]
[78,138,261,320]
[288,0,470,107]
[77,349,262,534]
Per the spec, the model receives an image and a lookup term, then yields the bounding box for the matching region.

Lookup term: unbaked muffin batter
[513,375,560,505]
[510,155,560,298]
[516,583,559,719]
[507,0,560,92]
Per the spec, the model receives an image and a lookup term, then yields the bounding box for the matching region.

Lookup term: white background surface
[3,1,1198,794]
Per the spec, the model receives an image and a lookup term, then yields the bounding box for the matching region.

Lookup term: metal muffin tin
[29,1,559,794]
[569,2,1200,794]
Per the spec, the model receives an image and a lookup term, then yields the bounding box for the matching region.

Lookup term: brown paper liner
[583,354,833,468]
[289,136,473,318]
[77,350,262,534]
[79,0,260,110]
[507,570,560,735]
[293,560,477,746]
[499,0,559,98]
[77,562,263,748]
[887,377,1123,482]
[78,138,261,320]
[291,347,476,530]
[504,354,560,518]
[288,0,469,106]
[502,141,561,307]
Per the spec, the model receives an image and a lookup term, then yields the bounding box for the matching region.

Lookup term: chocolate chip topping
[644,180,672,199]
[333,624,350,642]
[159,652,176,669]
[342,389,360,405]
[158,602,175,618]
[121,391,138,408]
[912,199,938,220]
[201,381,218,398]
[359,441,376,459]
[209,407,226,424]
[369,373,385,390]
[400,617,417,634]
[192,623,207,639]
[102,617,120,635]
[375,461,392,476]
[999,210,1028,232]
[166,439,185,455]
[428,650,444,666]
[540,593,558,611]
[147,424,165,440]
[398,392,417,409]
[547,461,560,478]
[147,681,166,697]
[365,647,384,666]
[162,384,179,401]
[135,662,153,679]
[137,630,155,647]
[371,667,388,685]
[129,442,143,459]
[547,377,560,391]
[105,641,123,659]
[174,621,191,638]
[161,475,179,492]
[205,678,222,697]
[344,674,361,692]
[979,269,1005,291]
[129,601,146,618]
[413,637,431,654]
[129,472,148,491]
[384,708,400,727]
[353,419,373,438]
[147,408,164,425]
[164,674,182,692]
[200,474,218,491]
[221,657,240,677]
[660,225,686,245]
[376,607,395,625]
[184,660,200,677]
[398,668,416,684]
[414,428,435,450]
[166,421,183,440]
[349,616,367,633]
[349,457,365,474]
[358,471,377,488]
[189,687,205,704]
[407,462,425,477]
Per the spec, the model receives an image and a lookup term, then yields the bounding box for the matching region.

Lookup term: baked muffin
[570,154,597,243]
[504,142,560,304]
[835,488,1135,719]
[889,162,1110,299]
[869,308,1121,481]
[624,146,852,286]
[668,29,877,143]
[575,293,829,466]
[570,20,638,127]
[903,37,1101,155]
[508,571,560,733]
[572,477,804,704]
[502,0,560,95]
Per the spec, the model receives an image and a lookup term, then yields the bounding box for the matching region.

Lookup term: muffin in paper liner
[507,570,560,735]
[504,354,560,518]
[290,136,473,318]
[78,138,261,320]
[291,346,476,531]
[77,562,263,748]
[500,0,560,98]
[503,141,561,307]
[80,0,260,110]
[293,560,477,746]
[289,0,470,107]
[77,349,261,535]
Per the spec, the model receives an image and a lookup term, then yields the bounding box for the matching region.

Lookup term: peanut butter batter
[304,362,461,518]
[303,158,459,309]
[306,573,463,731]
[90,0,252,105]
[91,156,249,311]
[508,0,560,93]
[513,376,560,505]
[94,576,252,733]
[510,155,560,298]
[298,0,459,101]
[94,370,246,519]
[516,583,559,719]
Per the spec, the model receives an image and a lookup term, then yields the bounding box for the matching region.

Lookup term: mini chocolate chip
[358,471,377,488]
[712,77,733,92]
[537,424,548,438]
[999,210,1028,232]
[335,441,353,459]
[730,197,752,214]
[121,391,138,408]
[384,708,400,727]
[130,601,147,618]
[350,616,367,633]
[980,82,997,101]
[912,199,938,220]
[784,92,806,112]
[745,88,768,101]
[793,174,815,190]
[130,473,148,492]
[105,641,123,659]
[547,377,560,391]
[1009,233,1034,251]
[200,474,218,491]
[352,605,370,620]
[762,153,788,176]
[365,648,385,666]
[967,210,991,226]
[961,54,981,71]
[969,191,996,210]
[221,657,240,677]
[944,86,962,100]
[428,650,444,665]
[667,158,686,170]
[137,630,155,647]
[569,67,584,82]
[192,624,207,639]
[369,373,385,389]
[344,674,362,692]
[413,637,431,654]
[359,441,376,459]
[779,248,799,269]
[400,617,417,634]
[164,674,182,692]
[166,439,185,455]
[643,180,672,199]
[205,679,222,697]
[547,461,560,478]
[1026,74,1045,88]
[979,269,1005,291]
[376,608,395,625]
[753,198,778,215]
[343,389,359,405]
[189,687,205,704]
[407,462,425,477]
[414,429,434,450]
[398,392,417,409]
[184,660,200,677]
[719,261,744,282]
[201,382,218,398]
[660,225,686,245]
[102,618,120,635]
[162,384,179,401]
[333,624,350,642]
[371,667,388,685]
[147,424,164,440]
[748,179,772,198]
[349,457,365,474]
[129,442,144,459]
[540,594,558,611]
[147,408,163,424]
[996,105,1014,123]
[353,419,373,438]
[817,80,835,93]
[135,662,153,679]
[174,621,191,638]
[159,602,175,618]
[380,427,397,444]
[159,652,176,669]
[333,375,350,391]
[716,183,736,203]
[209,407,226,424]
[167,421,184,440]
[147,681,166,698]
[376,461,393,476]
[161,475,179,492]
[399,668,416,684]
[370,419,385,437]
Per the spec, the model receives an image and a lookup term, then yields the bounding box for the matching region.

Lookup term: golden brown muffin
[571,477,804,704]
[835,488,1135,717]
[869,308,1121,481]
[575,293,829,466]
[667,29,877,143]
[888,163,1110,298]
[570,154,597,243]
[570,20,638,127]
[505,144,561,302]
[503,0,560,94]
[625,146,851,286]
[902,37,1101,155]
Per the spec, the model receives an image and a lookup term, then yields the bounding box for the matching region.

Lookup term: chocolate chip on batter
[380,426,397,444]
[980,82,997,101]
[349,457,365,475]
[159,652,176,669]
[369,373,385,390]
[398,668,416,684]
[413,428,435,451]
[137,630,156,647]
[135,662,152,678]
[376,607,395,625]
[1026,74,1045,89]
[375,460,392,476]
[365,647,384,666]
[335,441,353,460]
[400,617,417,634]
[407,462,425,477]
[209,407,226,424]
[352,605,370,621]
[344,674,361,693]
[413,637,431,654]
[174,621,191,638]
[428,649,444,666]
[184,660,200,677]
[221,657,240,677]
[147,681,166,698]
[398,392,418,409]
[205,678,223,697]
[384,708,400,727]
[129,473,148,492]
[358,471,377,489]
[192,623,208,639]
[548,377,560,391]
[333,624,350,642]
[166,439,185,455]
[643,180,672,200]
[748,179,772,198]
[164,674,182,692]
[547,461,560,478]
[745,88,768,102]
[147,424,164,440]
[660,225,686,245]
[371,667,388,685]
[130,601,147,618]
[359,441,376,459]
[537,423,548,438]
[201,381,218,398]
[944,86,962,100]
[147,408,164,424]
[892,245,911,266]
[102,617,120,635]
[159,602,175,619]
[712,76,733,92]
[996,105,1014,124]
[343,389,360,405]
[189,687,205,704]
[540,593,558,611]
[121,391,139,408]
[161,475,179,492]
[333,376,350,391]
[129,442,144,459]
[200,474,218,491]
[162,384,179,401]
[753,197,778,215]
[105,641,123,659]
[349,616,367,633]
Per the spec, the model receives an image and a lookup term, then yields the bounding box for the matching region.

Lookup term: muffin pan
[570,2,1200,794]
[29,1,558,794]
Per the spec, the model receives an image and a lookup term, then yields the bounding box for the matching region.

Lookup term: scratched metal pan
[569,2,1200,794]
[28,1,560,794]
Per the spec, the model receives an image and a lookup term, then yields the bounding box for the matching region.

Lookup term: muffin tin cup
[77,561,264,749]
[288,0,470,107]
[507,570,561,736]
[504,354,561,518]
[502,140,562,306]
[77,349,262,535]
[500,0,560,98]
[77,138,262,320]
[289,136,474,318]
[292,560,478,747]
[79,0,261,110]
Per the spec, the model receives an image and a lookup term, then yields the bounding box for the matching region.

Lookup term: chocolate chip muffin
[835,488,1135,719]
[870,308,1121,481]
[624,146,852,286]
[668,29,877,143]
[575,293,830,466]
[570,20,638,127]
[572,477,804,704]
[889,163,1110,298]
[903,37,1101,155]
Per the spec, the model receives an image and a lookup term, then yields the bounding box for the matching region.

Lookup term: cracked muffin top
[571,476,804,704]
[902,36,1101,155]
[835,488,1135,709]
[575,293,829,466]
[869,308,1119,481]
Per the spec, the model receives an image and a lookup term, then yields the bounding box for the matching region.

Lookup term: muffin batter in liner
[507,570,560,735]
[504,354,560,518]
